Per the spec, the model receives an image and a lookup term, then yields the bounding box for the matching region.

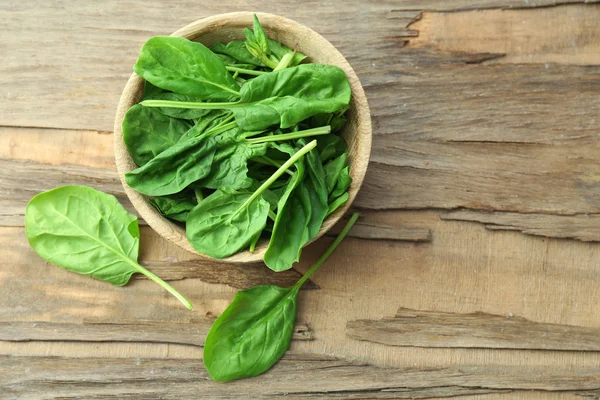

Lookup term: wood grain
[347,308,600,351]
[3,353,600,399]
[442,210,600,242]
[408,5,600,65]
[0,320,312,346]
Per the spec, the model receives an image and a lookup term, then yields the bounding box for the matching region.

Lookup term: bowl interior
[114,12,371,263]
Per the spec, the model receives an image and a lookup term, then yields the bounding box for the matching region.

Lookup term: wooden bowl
[114,12,372,263]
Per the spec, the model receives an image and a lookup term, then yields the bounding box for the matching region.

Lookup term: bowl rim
[113,11,372,263]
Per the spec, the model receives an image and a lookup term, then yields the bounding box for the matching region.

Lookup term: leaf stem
[205,121,238,137]
[246,126,331,144]
[129,261,193,310]
[226,66,267,76]
[231,140,317,219]
[141,100,246,110]
[293,212,360,291]
[252,156,294,176]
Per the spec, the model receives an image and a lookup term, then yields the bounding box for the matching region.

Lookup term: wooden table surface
[2,1,600,399]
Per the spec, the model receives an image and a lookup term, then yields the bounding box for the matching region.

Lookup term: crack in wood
[347,308,600,350]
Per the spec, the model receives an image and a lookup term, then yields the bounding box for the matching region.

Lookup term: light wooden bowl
[114,12,371,263]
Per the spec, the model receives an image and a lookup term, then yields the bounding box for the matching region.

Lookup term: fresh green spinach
[186,140,317,258]
[204,213,359,381]
[25,186,192,310]
[134,36,240,101]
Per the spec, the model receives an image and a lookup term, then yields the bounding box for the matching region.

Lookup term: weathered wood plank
[3,353,600,399]
[2,1,595,132]
[407,4,600,65]
[0,320,312,346]
[347,308,600,351]
[327,219,432,242]
[359,63,600,217]
[441,210,600,242]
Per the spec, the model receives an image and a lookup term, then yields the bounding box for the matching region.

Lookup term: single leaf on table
[204,213,360,382]
[122,104,192,166]
[149,191,197,223]
[134,36,240,101]
[125,133,217,196]
[186,140,317,259]
[186,189,271,259]
[25,186,192,309]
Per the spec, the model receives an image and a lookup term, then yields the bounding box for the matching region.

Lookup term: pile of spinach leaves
[123,15,353,272]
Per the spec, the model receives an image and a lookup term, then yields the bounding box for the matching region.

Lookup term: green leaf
[264,140,328,271]
[204,284,296,382]
[211,41,265,67]
[144,92,212,120]
[323,153,348,194]
[196,129,268,190]
[327,192,349,217]
[267,39,307,66]
[232,64,352,130]
[140,64,351,131]
[122,104,192,166]
[125,133,217,196]
[186,189,270,258]
[317,134,348,163]
[186,140,317,259]
[25,185,192,309]
[134,36,240,101]
[149,191,197,222]
[203,213,360,382]
[177,111,234,142]
[330,165,352,201]
[252,14,270,55]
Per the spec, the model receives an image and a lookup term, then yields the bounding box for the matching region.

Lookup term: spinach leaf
[243,15,307,69]
[142,64,351,131]
[186,140,317,258]
[134,36,240,101]
[232,64,351,130]
[196,129,268,190]
[25,185,192,310]
[203,213,359,381]
[323,153,348,194]
[149,191,197,222]
[125,133,217,196]
[177,110,233,142]
[267,39,306,67]
[144,91,212,120]
[317,134,348,162]
[122,104,192,166]
[330,165,352,201]
[211,41,264,67]
[264,140,328,272]
[186,188,270,258]
[327,192,349,217]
